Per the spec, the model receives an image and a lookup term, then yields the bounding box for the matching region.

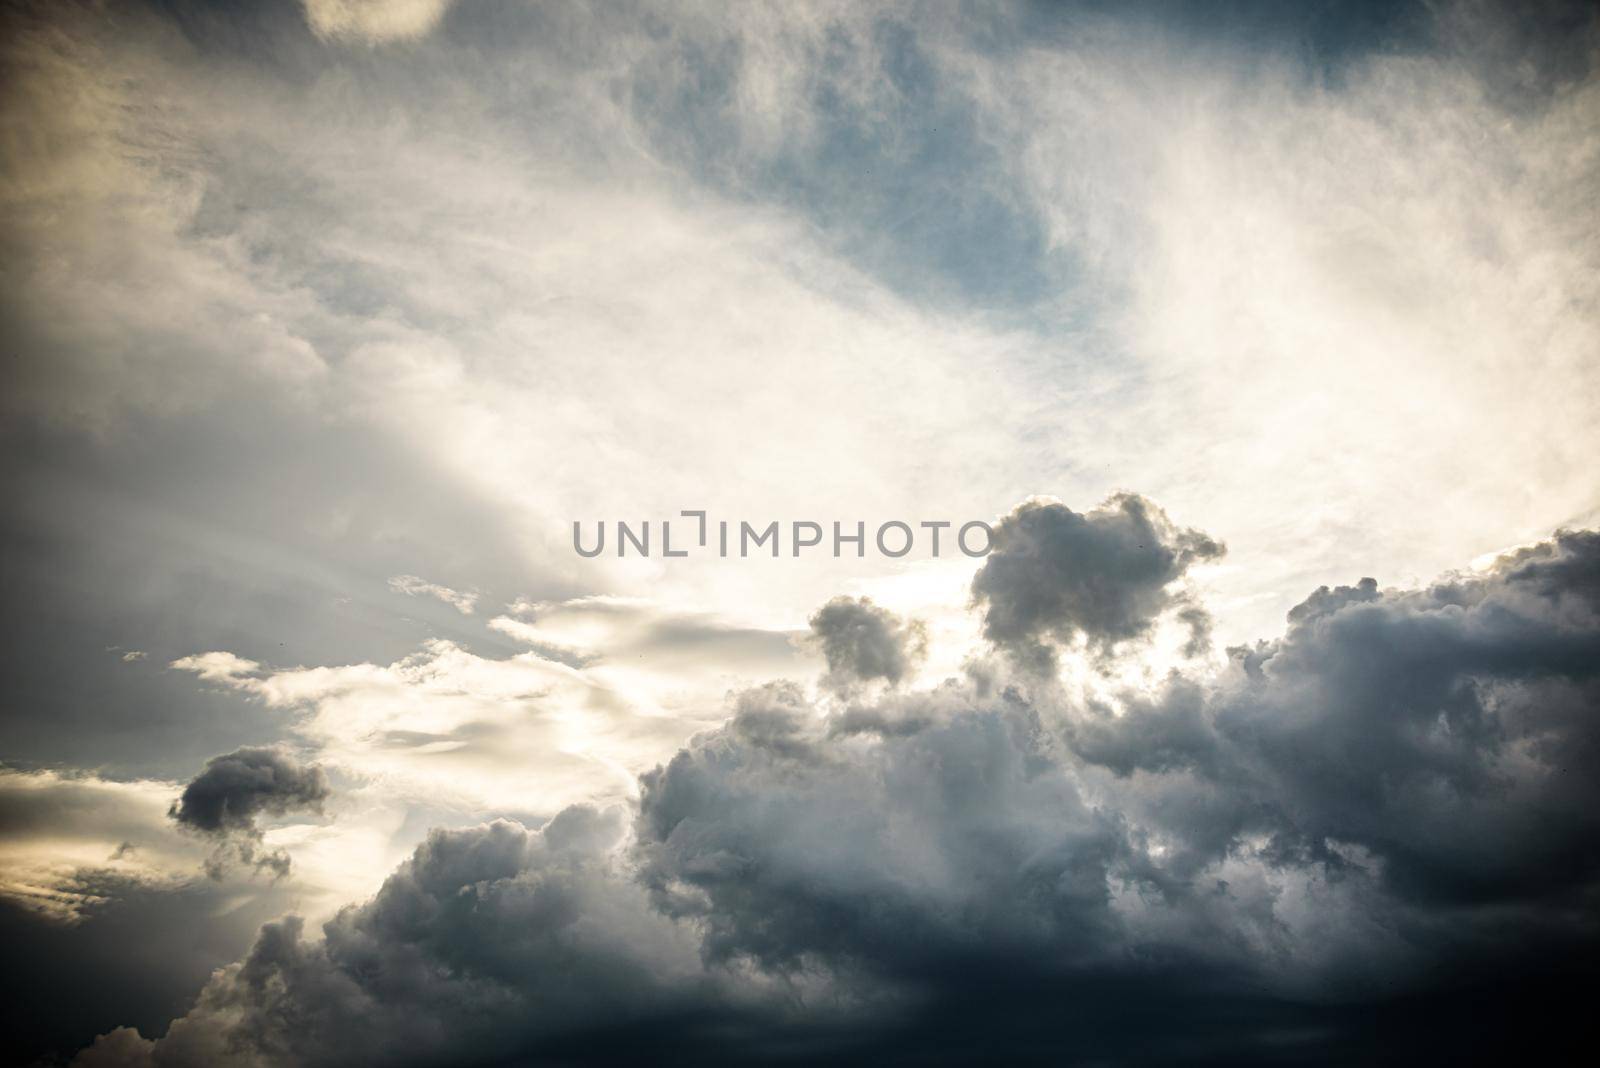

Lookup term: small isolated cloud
[170,651,261,683]
[301,0,458,44]
[169,748,330,880]
[972,493,1225,669]
[119,651,146,663]
[806,596,927,695]
[389,574,478,615]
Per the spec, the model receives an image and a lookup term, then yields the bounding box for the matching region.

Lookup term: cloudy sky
[2,0,1598,1063]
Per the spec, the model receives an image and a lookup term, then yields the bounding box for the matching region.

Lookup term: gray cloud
[169,748,330,879]
[1064,529,1600,912]
[170,748,330,836]
[971,493,1224,668]
[2,0,1595,1061]
[74,811,711,1068]
[72,524,1600,1065]
[636,684,1121,980]
[4,0,1595,792]
[806,596,927,695]
[3,871,294,1067]
[1175,602,1213,657]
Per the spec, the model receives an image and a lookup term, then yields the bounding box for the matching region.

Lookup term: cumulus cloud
[971,493,1224,669]
[75,520,1600,1064]
[169,748,330,879]
[74,811,713,1068]
[3,867,296,1066]
[169,748,331,836]
[636,684,1120,980]
[0,769,305,1060]
[1056,535,1600,942]
[72,1026,154,1068]
[3,0,1597,1061]
[806,596,928,695]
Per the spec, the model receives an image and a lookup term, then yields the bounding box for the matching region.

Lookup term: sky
[1,0,1598,1064]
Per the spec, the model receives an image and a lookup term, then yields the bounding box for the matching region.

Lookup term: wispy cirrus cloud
[386,574,478,615]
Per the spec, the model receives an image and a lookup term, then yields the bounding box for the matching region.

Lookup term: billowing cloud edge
[68,497,1600,1065]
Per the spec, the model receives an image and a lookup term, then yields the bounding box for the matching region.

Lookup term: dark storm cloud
[170,747,330,836]
[4,0,1595,1059]
[74,811,714,1068]
[2,871,294,1067]
[74,525,1600,1065]
[169,747,329,878]
[971,493,1224,668]
[636,682,1121,976]
[806,596,927,694]
[1069,529,1600,909]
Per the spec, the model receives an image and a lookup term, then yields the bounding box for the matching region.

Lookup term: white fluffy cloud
[169,598,811,837]
[301,0,458,44]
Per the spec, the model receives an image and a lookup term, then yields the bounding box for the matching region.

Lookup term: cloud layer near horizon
[68,506,1600,1065]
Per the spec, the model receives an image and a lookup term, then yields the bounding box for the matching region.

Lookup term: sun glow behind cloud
[2,1,1599,1063]
[5,1,1588,657]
